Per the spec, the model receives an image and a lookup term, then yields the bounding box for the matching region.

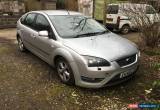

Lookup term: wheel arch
[16,33,20,40]
[52,48,75,67]
[122,23,130,28]
[119,20,131,29]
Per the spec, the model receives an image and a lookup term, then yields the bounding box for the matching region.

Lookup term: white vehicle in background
[106,3,159,34]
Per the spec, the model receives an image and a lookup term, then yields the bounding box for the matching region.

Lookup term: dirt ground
[0,28,159,110]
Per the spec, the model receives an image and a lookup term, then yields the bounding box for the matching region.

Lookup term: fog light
[81,76,104,83]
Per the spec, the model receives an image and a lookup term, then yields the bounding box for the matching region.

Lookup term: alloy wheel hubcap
[123,27,129,33]
[18,38,24,50]
[57,61,70,82]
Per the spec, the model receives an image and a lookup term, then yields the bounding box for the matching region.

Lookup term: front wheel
[55,57,75,85]
[17,37,26,52]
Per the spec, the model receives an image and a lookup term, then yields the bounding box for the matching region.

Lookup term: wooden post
[92,0,95,18]
[103,0,106,25]
[65,0,68,10]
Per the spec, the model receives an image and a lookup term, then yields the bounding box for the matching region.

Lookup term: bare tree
[120,3,160,47]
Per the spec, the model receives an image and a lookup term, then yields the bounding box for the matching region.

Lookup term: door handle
[51,45,55,48]
[31,34,36,38]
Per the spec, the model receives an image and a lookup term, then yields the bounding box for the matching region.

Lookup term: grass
[0,30,159,109]
[144,50,160,56]
[0,46,8,54]
[151,63,160,70]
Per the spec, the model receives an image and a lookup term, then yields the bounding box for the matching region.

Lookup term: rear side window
[107,5,119,14]
[24,13,36,28]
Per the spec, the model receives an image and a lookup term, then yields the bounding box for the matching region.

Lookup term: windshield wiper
[97,30,109,35]
[74,31,109,38]
[75,32,97,38]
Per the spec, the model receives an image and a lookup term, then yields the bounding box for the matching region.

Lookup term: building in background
[65,0,78,11]
[0,0,25,15]
[78,0,93,16]
[57,0,78,11]
[0,0,57,14]
[25,0,57,12]
[0,0,56,29]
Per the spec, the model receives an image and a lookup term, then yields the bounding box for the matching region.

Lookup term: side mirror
[38,31,48,37]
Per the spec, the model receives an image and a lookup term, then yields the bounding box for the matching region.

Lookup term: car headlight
[83,56,110,67]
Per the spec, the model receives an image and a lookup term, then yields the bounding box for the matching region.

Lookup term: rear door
[20,13,37,51]
[106,5,119,24]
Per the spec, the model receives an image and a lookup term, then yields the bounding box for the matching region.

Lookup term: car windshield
[49,15,109,38]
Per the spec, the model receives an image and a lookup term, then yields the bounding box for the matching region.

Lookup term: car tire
[55,57,75,85]
[17,36,26,52]
[121,25,130,34]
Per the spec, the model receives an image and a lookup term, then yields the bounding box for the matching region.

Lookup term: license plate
[106,18,113,22]
[120,70,133,78]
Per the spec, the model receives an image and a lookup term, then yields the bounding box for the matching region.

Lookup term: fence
[0,15,21,29]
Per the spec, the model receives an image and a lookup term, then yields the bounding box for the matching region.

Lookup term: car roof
[30,10,82,16]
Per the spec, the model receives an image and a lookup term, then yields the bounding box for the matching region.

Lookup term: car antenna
[67,10,70,15]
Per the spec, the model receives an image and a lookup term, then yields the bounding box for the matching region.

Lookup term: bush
[141,22,160,47]
[120,3,160,47]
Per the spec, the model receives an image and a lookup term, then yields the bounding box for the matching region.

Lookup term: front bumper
[104,65,139,87]
[70,59,139,88]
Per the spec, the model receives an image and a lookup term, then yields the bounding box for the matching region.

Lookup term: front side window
[49,15,108,38]
[35,14,50,31]
[146,6,156,14]
[24,13,36,28]
[35,14,55,39]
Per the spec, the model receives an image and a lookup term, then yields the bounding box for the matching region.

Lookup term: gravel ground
[0,28,159,110]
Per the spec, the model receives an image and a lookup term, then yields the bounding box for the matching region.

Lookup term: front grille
[116,54,137,67]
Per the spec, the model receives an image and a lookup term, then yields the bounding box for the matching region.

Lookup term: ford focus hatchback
[17,10,140,88]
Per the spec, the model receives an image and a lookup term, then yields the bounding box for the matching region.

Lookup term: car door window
[24,13,36,28]
[35,14,50,32]
[146,6,156,14]
[35,14,55,39]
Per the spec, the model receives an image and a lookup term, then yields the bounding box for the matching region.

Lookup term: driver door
[33,14,56,63]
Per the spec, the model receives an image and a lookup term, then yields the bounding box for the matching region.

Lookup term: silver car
[17,10,140,88]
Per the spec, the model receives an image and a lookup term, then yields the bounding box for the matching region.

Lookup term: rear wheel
[121,25,130,34]
[55,57,75,85]
[17,36,26,52]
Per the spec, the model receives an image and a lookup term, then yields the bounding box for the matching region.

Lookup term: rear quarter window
[107,5,119,14]
[20,14,27,24]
